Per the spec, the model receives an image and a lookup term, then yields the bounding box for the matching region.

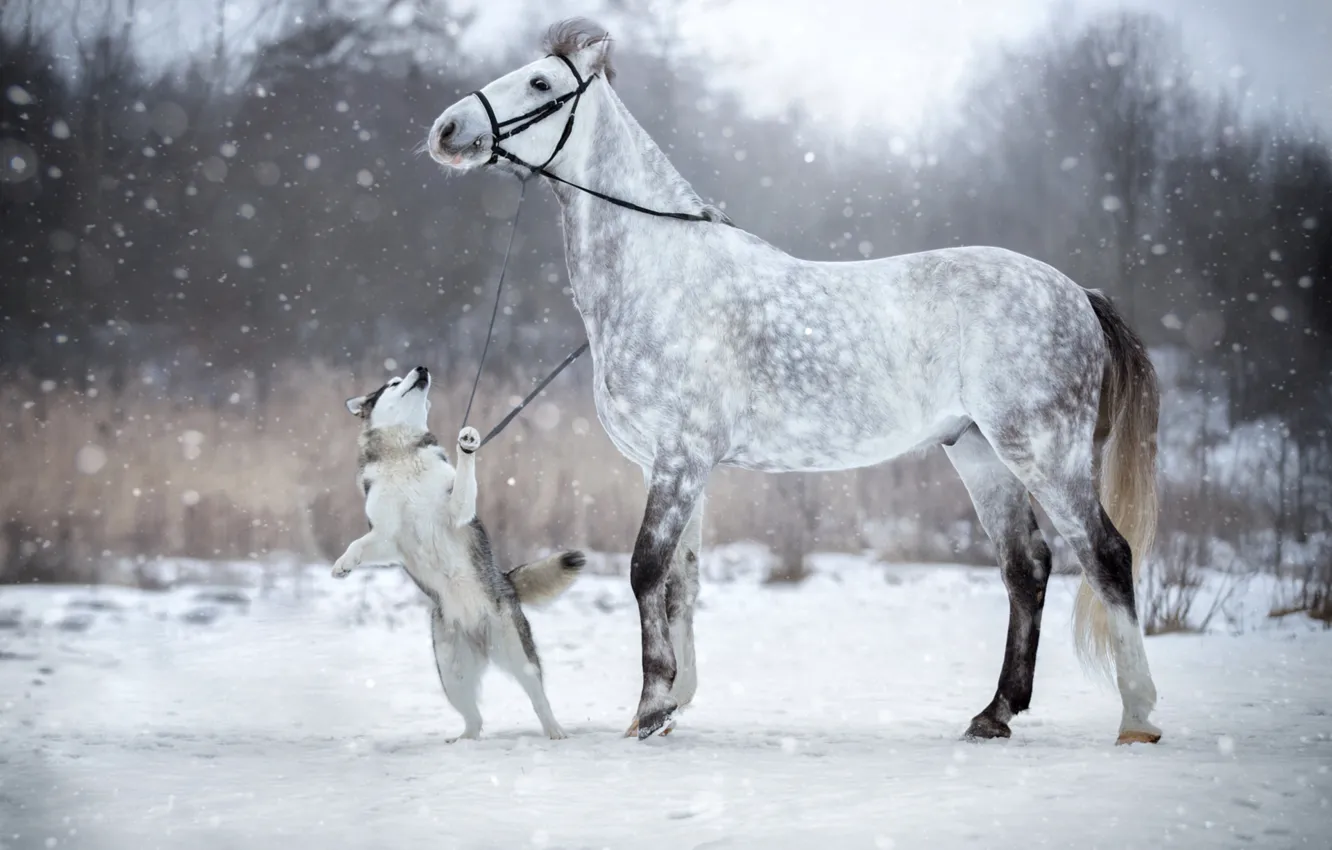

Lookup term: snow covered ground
[2,553,1329,850]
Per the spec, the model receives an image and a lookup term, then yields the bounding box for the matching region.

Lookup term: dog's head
[346,366,432,430]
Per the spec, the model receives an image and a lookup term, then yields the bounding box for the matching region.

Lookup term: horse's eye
[530,77,551,92]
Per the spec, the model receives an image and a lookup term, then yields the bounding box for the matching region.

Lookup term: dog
[332,365,584,741]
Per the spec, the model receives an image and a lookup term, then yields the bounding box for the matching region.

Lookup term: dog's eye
[389,379,401,387]
[530,77,550,92]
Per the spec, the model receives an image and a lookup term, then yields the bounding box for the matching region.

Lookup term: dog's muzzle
[411,367,430,390]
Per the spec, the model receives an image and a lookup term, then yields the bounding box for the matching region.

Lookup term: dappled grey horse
[427,19,1163,745]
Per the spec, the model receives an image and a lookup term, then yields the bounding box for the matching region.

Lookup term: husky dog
[332,365,584,741]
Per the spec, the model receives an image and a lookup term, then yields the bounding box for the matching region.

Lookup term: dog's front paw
[457,426,481,454]
[331,557,355,579]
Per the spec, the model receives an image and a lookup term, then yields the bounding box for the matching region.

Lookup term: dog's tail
[507,551,585,606]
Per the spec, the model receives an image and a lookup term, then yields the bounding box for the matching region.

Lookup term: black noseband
[471,54,592,172]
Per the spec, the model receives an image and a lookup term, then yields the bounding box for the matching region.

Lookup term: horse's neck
[559,82,704,217]
[552,82,708,310]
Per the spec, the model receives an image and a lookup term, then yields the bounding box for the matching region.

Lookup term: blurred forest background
[1,0,1328,626]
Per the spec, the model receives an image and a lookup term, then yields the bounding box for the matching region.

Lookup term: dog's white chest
[364,458,497,630]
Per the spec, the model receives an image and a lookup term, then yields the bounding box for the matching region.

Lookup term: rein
[470,54,725,224]
[459,177,587,451]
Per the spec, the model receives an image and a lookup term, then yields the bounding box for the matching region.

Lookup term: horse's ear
[545,19,616,83]
[586,34,613,81]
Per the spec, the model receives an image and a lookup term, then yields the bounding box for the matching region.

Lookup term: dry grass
[0,364,978,583]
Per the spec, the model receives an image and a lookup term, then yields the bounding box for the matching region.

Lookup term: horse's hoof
[623,717,638,738]
[634,707,676,740]
[963,714,1012,740]
[1115,729,1162,746]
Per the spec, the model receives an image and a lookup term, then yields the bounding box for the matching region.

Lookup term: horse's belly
[725,384,968,473]
[724,421,946,472]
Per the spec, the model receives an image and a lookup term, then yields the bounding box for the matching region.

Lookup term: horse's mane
[541,18,616,84]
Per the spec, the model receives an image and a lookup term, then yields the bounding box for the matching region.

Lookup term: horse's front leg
[667,496,703,708]
[628,455,709,739]
[625,492,704,737]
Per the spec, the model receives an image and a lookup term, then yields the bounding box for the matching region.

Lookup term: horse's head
[428,19,615,175]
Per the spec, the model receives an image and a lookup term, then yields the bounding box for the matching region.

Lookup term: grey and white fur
[333,365,584,740]
[427,19,1163,746]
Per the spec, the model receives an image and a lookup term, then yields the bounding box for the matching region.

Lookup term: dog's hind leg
[493,604,566,740]
[430,607,485,741]
[945,424,1053,739]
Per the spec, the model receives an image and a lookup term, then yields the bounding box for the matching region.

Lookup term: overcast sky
[447,0,1332,132]
[29,0,1330,133]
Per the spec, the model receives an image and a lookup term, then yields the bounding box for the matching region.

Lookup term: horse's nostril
[438,121,457,144]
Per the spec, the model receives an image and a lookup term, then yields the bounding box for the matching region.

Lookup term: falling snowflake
[76,445,108,475]
[180,430,206,461]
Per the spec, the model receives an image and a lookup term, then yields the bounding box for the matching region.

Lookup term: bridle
[468,54,723,224]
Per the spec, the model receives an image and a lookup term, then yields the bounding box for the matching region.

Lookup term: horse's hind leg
[946,425,1053,739]
[975,415,1160,745]
[1039,493,1159,743]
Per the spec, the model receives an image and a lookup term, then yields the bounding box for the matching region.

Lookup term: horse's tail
[1073,289,1160,677]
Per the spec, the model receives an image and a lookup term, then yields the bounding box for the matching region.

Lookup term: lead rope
[461,176,588,449]
[477,340,588,449]
[461,177,527,431]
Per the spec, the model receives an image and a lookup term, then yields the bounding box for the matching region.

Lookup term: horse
[425,18,1163,746]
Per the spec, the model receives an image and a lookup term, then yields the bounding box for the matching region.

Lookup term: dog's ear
[346,395,368,417]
